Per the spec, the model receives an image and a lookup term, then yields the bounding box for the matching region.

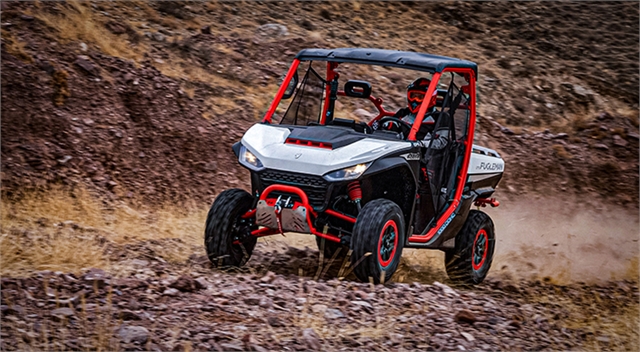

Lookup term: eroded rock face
[1,0,638,209]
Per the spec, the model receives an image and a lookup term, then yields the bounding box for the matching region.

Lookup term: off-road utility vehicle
[205,48,504,284]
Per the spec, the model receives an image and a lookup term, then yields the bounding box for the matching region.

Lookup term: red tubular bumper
[259,184,317,216]
[255,184,347,243]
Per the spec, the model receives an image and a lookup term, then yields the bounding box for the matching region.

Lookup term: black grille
[259,170,329,209]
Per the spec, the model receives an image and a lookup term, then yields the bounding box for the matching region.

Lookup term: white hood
[241,124,411,176]
[241,124,504,177]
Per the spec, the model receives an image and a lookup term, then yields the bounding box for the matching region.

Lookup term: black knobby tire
[445,210,495,285]
[350,199,405,284]
[315,236,347,259]
[205,189,258,267]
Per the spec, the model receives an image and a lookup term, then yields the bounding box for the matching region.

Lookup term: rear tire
[205,189,258,267]
[350,199,405,284]
[445,210,495,285]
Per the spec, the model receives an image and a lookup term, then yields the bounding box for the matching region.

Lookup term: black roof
[296,48,477,75]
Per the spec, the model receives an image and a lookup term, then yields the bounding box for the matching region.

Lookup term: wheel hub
[377,220,399,268]
[379,227,396,262]
[472,229,488,271]
[232,218,253,244]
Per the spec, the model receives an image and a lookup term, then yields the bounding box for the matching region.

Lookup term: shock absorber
[347,181,362,212]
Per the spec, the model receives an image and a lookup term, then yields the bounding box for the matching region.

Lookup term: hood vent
[285,138,333,149]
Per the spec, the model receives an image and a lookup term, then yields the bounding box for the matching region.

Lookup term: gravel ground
[1,242,638,351]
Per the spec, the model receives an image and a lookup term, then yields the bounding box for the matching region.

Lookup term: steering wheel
[378,117,412,138]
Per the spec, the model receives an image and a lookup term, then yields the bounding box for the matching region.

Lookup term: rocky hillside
[1,0,638,206]
[1,1,638,351]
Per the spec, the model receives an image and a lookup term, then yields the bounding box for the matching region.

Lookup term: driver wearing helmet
[394,77,437,124]
[389,77,450,149]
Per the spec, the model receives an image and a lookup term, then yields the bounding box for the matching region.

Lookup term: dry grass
[351,0,362,12]
[52,69,70,106]
[1,187,207,276]
[1,30,34,63]
[0,230,107,277]
[155,57,235,88]
[539,289,640,351]
[289,283,397,345]
[30,0,142,61]
[611,127,627,139]
[154,52,259,118]
[590,128,609,140]
[615,107,640,128]
[552,144,573,159]
[4,283,122,351]
[181,85,196,99]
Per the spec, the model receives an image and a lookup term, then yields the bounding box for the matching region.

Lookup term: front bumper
[253,184,346,243]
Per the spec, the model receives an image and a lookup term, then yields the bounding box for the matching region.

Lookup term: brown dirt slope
[1,1,638,206]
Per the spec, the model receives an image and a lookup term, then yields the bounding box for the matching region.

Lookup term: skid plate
[255,200,311,233]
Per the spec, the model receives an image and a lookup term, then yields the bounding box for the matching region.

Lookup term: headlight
[323,163,371,181]
[239,145,265,171]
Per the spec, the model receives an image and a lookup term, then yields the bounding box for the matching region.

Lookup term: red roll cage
[260,58,478,243]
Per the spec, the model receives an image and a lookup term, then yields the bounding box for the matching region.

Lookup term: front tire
[350,199,405,284]
[445,210,495,285]
[205,189,258,267]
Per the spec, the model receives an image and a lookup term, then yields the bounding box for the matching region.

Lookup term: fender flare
[362,157,418,186]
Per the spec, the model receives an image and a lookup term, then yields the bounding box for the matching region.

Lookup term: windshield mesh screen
[280,65,325,126]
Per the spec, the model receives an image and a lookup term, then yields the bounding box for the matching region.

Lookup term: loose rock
[454,310,477,324]
[118,325,149,344]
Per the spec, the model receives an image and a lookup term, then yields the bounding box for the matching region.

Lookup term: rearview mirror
[344,80,372,98]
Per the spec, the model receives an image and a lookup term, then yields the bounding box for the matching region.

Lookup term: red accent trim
[368,96,396,123]
[408,72,442,141]
[377,220,398,267]
[474,198,500,207]
[259,184,317,217]
[241,209,256,219]
[285,138,333,149]
[325,209,356,224]
[251,227,279,236]
[335,91,395,124]
[408,68,477,243]
[313,229,342,243]
[262,59,301,124]
[347,181,362,201]
[472,229,488,270]
[256,184,342,243]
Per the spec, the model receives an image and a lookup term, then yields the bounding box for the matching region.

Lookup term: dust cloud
[486,197,639,283]
[400,197,639,284]
[269,197,639,284]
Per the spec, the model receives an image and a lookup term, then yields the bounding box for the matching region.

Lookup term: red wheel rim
[377,220,399,268]
[472,229,488,271]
